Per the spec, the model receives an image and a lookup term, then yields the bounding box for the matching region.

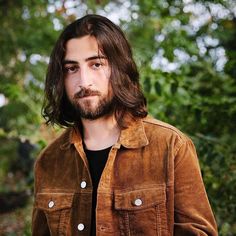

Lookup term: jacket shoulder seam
[143,118,186,140]
[36,128,72,160]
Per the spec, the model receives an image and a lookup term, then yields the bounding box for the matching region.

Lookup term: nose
[79,66,92,88]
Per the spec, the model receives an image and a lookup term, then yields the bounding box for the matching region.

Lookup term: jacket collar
[59,127,76,150]
[68,116,149,149]
[117,117,149,149]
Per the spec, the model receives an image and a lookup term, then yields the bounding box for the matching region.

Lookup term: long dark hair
[43,14,147,128]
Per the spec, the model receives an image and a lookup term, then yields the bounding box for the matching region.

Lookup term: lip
[79,95,97,99]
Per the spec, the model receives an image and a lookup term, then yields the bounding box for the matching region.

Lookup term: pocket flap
[114,185,166,211]
[35,192,74,212]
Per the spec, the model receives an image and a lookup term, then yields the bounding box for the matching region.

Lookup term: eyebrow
[63,55,107,65]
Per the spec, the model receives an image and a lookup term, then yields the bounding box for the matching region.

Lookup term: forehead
[65,35,103,60]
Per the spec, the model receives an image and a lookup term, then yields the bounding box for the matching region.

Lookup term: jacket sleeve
[173,138,218,235]
[32,158,50,236]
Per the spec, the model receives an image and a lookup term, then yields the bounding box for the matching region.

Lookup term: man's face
[64,35,113,120]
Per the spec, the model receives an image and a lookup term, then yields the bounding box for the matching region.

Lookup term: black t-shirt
[84,146,111,236]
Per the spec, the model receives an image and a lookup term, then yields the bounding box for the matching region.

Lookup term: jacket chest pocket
[114,186,168,236]
[35,192,74,236]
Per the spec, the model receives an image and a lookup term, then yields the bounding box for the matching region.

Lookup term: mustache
[73,87,101,99]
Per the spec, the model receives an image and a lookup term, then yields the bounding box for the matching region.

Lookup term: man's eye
[64,66,78,74]
[92,63,102,69]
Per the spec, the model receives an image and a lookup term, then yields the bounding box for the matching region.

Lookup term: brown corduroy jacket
[32,116,218,235]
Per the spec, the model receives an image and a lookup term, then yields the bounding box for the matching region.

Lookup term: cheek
[64,78,76,99]
[99,69,111,92]
[108,83,113,97]
[100,79,110,95]
[105,67,111,79]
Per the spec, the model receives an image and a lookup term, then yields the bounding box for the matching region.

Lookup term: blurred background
[0,0,235,235]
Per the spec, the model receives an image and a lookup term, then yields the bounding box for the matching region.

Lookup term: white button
[80,181,87,189]
[48,201,54,208]
[134,198,142,206]
[77,223,85,231]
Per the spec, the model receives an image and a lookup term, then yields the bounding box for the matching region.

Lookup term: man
[32,14,217,235]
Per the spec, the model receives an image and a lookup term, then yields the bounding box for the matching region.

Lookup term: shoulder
[142,116,191,150]
[35,127,73,163]
[143,116,185,134]
[143,116,186,137]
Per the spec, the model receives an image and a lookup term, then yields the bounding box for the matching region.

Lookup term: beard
[70,87,115,120]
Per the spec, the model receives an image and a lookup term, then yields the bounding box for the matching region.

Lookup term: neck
[80,114,120,151]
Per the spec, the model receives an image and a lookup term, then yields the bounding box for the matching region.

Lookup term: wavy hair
[43,14,147,128]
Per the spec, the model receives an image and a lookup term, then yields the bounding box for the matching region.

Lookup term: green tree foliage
[0,0,68,138]
[0,0,235,234]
